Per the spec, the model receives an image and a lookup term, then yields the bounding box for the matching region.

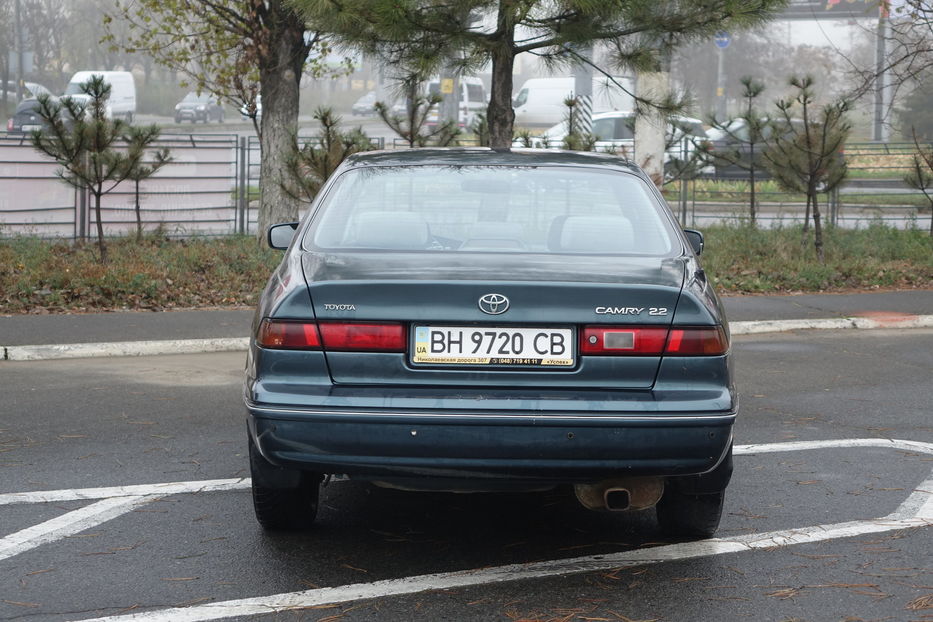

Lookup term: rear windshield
[306,165,675,255]
[15,99,42,113]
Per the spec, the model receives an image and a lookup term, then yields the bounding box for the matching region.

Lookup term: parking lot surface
[1,328,931,621]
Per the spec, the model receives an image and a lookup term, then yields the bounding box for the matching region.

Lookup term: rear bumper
[246,401,735,483]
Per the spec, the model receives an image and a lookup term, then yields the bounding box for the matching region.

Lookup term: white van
[426,76,487,126]
[512,76,633,127]
[64,71,137,122]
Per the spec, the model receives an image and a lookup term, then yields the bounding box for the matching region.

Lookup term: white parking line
[1,439,931,622]
[0,478,250,506]
[80,472,933,622]
[0,495,157,563]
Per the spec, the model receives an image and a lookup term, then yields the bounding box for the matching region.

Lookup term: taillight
[580,326,668,355]
[6,118,12,131]
[665,327,729,355]
[318,322,406,352]
[258,320,321,349]
[580,325,728,356]
[258,319,405,352]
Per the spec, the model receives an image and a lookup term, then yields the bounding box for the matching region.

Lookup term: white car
[512,77,634,127]
[63,71,136,122]
[516,111,710,173]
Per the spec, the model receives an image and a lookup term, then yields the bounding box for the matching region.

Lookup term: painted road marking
[81,472,933,622]
[0,478,250,506]
[1,439,931,621]
[0,495,157,563]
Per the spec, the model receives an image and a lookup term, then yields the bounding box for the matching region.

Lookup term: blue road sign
[714,32,731,49]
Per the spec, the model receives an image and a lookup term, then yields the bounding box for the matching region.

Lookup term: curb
[2,337,249,362]
[3,316,932,362]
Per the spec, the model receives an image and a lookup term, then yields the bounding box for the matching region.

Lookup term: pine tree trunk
[93,188,108,264]
[255,1,307,242]
[811,190,824,263]
[487,7,515,149]
[749,143,757,227]
[802,194,811,234]
[135,179,143,242]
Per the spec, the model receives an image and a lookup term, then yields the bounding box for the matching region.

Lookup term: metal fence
[0,133,386,240]
[1,132,249,239]
[1,134,930,239]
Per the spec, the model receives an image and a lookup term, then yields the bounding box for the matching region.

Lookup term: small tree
[375,76,460,148]
[702,76,769,225]
[470,112,490,147]
[903,129,933,236]
[124,126,172,242]
[763,76,851,262]
[282,107,372,204]
[561,97,598,152]
[31,76,163,263]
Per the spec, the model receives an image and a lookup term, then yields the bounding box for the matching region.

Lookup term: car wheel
[217,112,224,123]
[655,487,724,539]
[174,116,181,124]
[249,435,322,530]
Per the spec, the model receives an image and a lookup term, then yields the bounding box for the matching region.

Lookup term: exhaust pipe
[574,477,664,512]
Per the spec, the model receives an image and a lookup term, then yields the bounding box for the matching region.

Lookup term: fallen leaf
[906,594,933,610]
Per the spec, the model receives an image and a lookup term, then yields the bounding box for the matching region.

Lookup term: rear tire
[249,435,321,531]
[656,487,725,539]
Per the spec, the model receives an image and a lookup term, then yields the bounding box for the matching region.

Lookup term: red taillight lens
[6,118,13,131]
[257,320,321,349]
[258,320,405,352]
[318,322,406,352]
[665,327,729,355]
[580,326,669,355]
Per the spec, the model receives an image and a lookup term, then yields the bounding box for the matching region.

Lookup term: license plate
[412,326,574,367]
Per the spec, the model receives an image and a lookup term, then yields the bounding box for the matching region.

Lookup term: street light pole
[15,0,24,102]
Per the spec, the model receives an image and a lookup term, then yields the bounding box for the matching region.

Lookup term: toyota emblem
[478,293,509,315]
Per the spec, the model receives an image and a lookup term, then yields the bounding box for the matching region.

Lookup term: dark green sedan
[245,148,735,538]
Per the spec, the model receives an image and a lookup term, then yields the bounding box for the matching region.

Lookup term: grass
[701,224,933,293]
[0,226,930,314]
[0,234,280,314]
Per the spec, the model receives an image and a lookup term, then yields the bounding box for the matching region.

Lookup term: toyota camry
[245,148,735,538]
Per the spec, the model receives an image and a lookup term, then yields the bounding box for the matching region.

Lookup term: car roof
[344,147,641,171]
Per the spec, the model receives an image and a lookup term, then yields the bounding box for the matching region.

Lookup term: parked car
[518,111,711,174]
[174,92,225,123]
[512,76,634,127]
[426,76,487,127]
[246,148,735,539]
[5,96,75,133]
[705,118,805,179]
[63,71,136,122]
[1,80,52,103]
[351,90,377,116]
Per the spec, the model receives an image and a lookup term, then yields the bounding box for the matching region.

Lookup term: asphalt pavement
[1,290,931,350]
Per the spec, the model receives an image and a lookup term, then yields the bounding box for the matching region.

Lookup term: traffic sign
[714,32,731,49]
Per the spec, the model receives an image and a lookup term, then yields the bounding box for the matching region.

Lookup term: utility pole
[873,11,890,142]
[634,53,670,187]
[713,32,731,120]
[573,45,593,135]
[15,0,24,102]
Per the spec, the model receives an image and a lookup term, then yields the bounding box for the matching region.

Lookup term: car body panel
[245,148,735,488]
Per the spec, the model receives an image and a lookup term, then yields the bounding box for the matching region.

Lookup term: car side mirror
[683,229,704,255]
[267,222,299,250]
